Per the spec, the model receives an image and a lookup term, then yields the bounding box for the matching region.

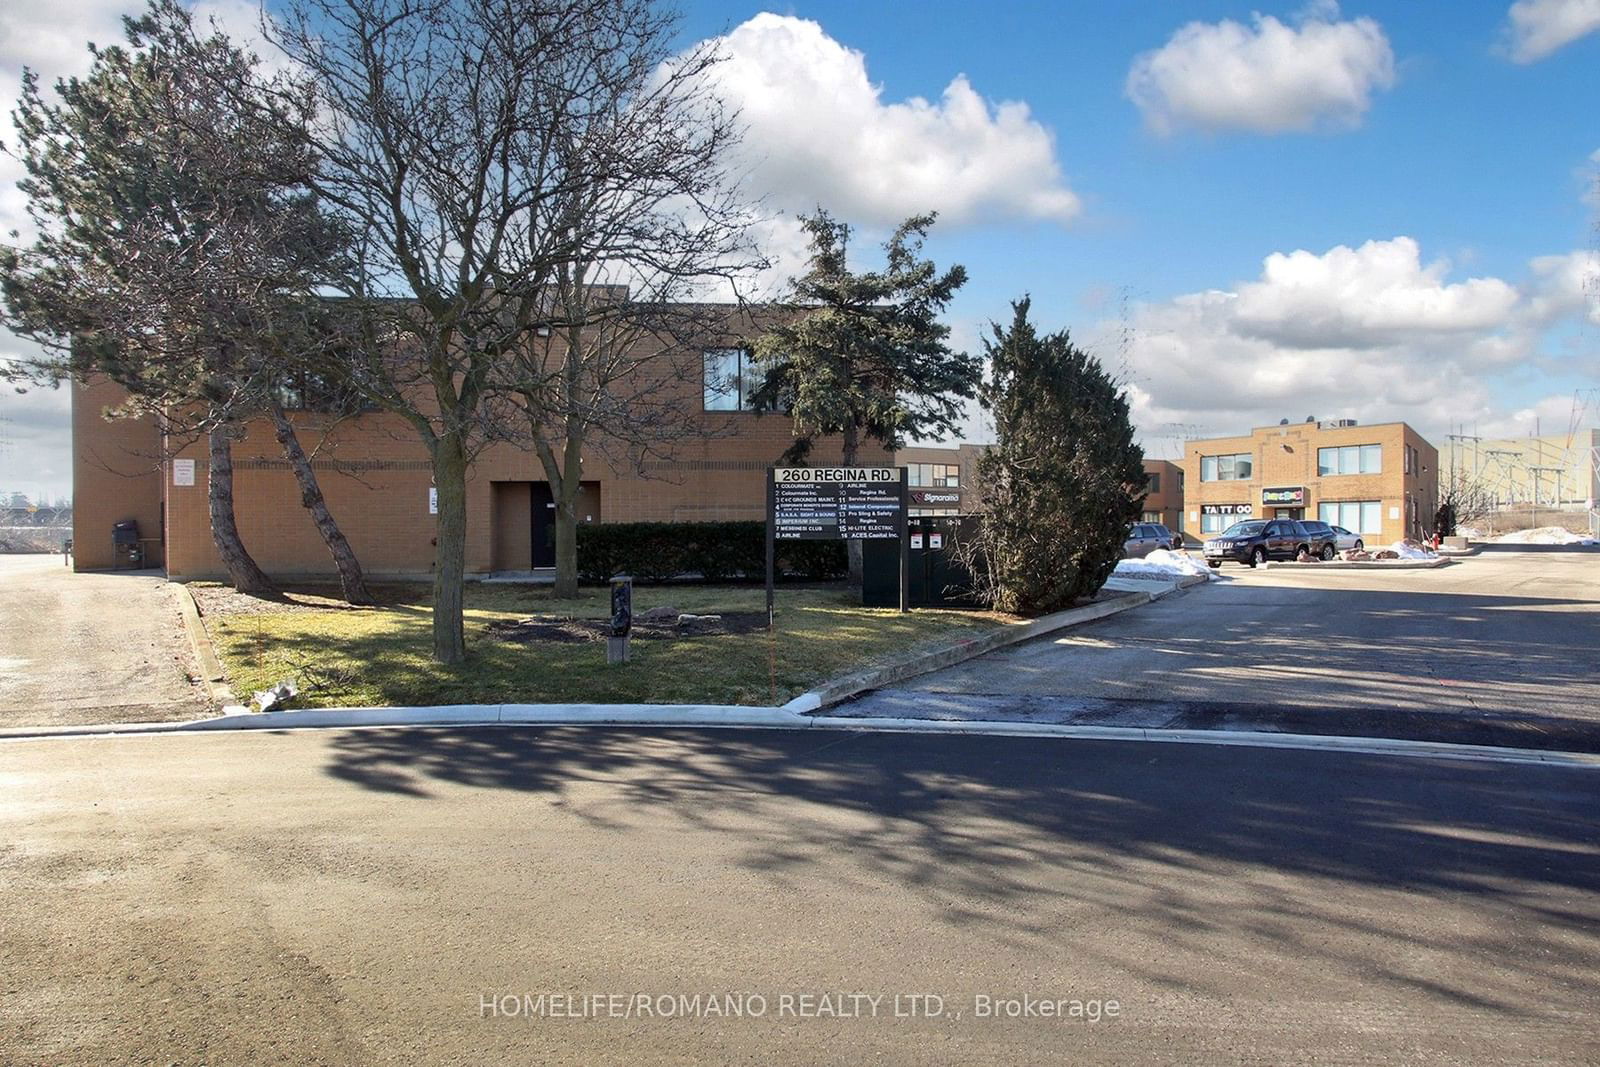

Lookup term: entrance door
[531,483,556,568]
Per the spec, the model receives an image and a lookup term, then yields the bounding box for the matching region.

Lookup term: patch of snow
[1115,548,1216,580]
[1488,526,1599,546]
[1387,540,1438,560]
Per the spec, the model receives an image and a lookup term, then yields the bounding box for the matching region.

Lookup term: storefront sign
[910,489,962,508]
[1261,486,1306,506]
[172,459,195,487]
[1201,503,1252,516]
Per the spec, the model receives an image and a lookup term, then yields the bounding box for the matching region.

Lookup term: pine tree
[752,210,980,584]
[964,298,1145,614]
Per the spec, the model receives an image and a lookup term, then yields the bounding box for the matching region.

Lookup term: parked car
[1328,524,1365,552]
[1122,522,1174,558]
[1298,520,1341,553]
[1203,518,1338,567]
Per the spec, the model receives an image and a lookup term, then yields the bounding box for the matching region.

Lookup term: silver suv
[1122,523,1174,558]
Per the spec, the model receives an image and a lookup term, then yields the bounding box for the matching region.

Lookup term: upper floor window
[703,348,756,411]
[273,371,370,415]
[908,463,960,488]
[1318,444,1381,476]
[1147,472,1161,494]
[1200,453,1253,481]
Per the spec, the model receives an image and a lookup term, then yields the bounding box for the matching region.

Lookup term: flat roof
[1186,420,1423,443]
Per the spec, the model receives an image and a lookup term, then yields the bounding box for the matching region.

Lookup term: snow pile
[1387,539,1438,560]
[1456,526,1483,539]
[1115,548,1215,580]
[1489,526,1599,546]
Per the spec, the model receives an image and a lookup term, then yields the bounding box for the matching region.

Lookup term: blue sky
[2,0,1597,497]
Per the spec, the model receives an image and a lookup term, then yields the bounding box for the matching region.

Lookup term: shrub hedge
[575,521,847,583]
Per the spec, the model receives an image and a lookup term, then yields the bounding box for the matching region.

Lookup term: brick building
[1181,420,1438,544]
[1140,459,1184,533]
[71,308,891,578]
[894,443,1183,532]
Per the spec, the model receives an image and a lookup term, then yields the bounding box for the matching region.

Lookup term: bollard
[607,574,632,664]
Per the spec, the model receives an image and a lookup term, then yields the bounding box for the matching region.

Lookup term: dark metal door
[531,483,556,568]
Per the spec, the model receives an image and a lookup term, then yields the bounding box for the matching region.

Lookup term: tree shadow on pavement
[320,724,1600,1017]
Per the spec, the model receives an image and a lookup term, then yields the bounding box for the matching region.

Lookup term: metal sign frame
[766,466,909,628]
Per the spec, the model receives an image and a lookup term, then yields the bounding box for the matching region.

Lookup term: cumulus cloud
[1502,0,1600,63]
[1126,3,1396,135]
[698,14,1079,227]
[1110,238,1597,448]
[1231,238,1521,348]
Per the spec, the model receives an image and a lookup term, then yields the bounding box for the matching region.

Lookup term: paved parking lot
[0,555,206,728]
[844,547,1600,748]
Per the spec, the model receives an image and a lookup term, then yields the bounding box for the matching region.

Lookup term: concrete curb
[1261,556,1453,571]
[170,582,239,708]
[5,706,1596,770]
[796,577,1208,711]
[0,703,809,740]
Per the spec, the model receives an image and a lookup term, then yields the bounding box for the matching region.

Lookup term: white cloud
[1523,250,1600,326]
[1111,238,1598,448]
[1231,238,1521,348]
[697,14,1079,228]
[1126,3,1396,135]
[1503,0,1600,63]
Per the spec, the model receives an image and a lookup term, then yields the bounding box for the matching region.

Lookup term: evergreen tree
[964,298,1145,614]
[752,210,980,583]
[1,0,373,602]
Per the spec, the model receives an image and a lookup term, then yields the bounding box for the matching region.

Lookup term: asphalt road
[843,547,1600,749]
[0,555,206,728]
[3,726,1597,1064]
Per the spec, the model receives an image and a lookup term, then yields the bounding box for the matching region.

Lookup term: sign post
[607,575,632,664]
[767,466,909,629]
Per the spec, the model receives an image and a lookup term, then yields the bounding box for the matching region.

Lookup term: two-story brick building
[1181,419,1438,545]
[71,306,893,578]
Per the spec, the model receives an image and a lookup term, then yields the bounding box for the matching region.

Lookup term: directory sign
[772,468,905,541]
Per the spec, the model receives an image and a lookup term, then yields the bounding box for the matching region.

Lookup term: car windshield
[1221,521,1265,537]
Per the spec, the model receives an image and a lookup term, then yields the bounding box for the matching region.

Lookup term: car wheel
[1354,540,1363,551]
[1250,546,1266,567]
[1319,543,1335,561]
[1207,560,1221,569]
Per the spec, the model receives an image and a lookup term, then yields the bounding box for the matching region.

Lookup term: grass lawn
[200,581,1012,708]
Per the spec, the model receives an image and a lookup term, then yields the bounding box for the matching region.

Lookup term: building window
[1147,473,1161,495]
[1318,500,1382,534]
[1200,453,1253,481]
[272,371,370,414]
[1317,444,1381,476]
[703,348,756,411]
[1142,511,1161,523]
[908,463,960,488]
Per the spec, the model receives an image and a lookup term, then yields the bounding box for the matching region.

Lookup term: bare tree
[2,0,372,602]
[273,0,756,659]
[1436,473,1498,536]
[498,59,763,597]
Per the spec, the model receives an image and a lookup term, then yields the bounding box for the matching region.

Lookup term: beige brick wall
[1141,460,1184,531]
[71,376,165,571]
[1181,421,1439,545]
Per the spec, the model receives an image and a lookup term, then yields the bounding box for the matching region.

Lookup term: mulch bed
[187,582,410,618]
[487,611,770,644]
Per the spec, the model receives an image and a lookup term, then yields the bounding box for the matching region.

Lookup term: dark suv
[1203,518,1337,568]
